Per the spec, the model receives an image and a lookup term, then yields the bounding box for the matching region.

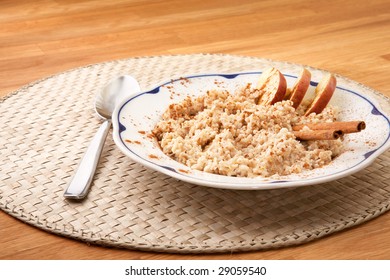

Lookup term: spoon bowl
[95,75,140,119]
[64,75,141,199]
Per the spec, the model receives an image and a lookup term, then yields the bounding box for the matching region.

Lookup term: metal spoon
[64,75,141,199]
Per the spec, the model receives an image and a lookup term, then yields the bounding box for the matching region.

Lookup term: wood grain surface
[1,0,389,260]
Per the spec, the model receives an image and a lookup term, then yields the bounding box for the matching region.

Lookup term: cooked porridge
[152,84,343,178]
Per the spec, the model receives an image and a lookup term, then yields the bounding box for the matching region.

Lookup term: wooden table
[1,0,389,260]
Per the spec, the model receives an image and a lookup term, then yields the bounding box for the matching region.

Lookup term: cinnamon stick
[293,129,343,141]
[293,121,366,134]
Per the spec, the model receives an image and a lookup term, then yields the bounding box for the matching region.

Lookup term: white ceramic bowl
[112,70,390,190]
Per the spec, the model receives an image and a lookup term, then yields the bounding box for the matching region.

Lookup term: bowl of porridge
[112,67,390,190]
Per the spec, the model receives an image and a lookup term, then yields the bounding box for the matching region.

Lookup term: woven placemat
[1,54,390,254]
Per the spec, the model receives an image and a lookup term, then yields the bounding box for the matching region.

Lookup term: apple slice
[256,67,287,106]
[304,73,337,116]
[285,68,311,109]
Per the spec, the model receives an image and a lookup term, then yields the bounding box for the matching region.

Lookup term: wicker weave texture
[0,54,389,253]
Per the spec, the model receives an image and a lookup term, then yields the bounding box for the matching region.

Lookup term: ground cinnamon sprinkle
[152,85,343,178]
[178,169,190,174]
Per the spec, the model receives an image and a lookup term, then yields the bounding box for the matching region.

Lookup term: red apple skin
[304,74,336,116]
[256,68,287,106]
[287,68,311,109]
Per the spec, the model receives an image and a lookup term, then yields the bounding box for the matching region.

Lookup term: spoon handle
[64,119,112,199]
